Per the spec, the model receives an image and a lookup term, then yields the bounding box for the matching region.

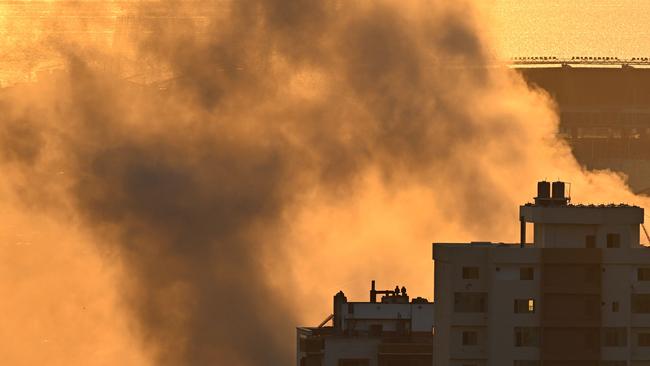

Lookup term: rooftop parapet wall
[520,204,644,225]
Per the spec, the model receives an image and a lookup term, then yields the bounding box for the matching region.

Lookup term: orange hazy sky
[488,0,650,58]
[2,0,650,85]
[3,2,650,364]
[2,1,650,56]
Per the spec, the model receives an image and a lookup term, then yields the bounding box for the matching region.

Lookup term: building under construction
[515,58,650,193]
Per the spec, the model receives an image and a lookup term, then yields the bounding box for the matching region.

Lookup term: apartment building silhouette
[433,181,647,366]
[299,181,650,366]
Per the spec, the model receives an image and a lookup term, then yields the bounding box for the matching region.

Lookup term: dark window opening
[462,267,479,279]
[514,327,539,347]
[612,301,620,312]
[633,294,650,313]
[369,324,383,337]
[585,234,596,248]
[462,331,478,346]
[638,268,650,281]
[607,233,621,248]
[520,267,534,280]
[299,338,324,353]
[639,333,650,346]
[454,293,487,313]
[603,327,627,347]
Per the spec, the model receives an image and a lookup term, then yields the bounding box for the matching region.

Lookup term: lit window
[514,298,535,313]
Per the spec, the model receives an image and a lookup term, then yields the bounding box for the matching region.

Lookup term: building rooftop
[523,202,640,208]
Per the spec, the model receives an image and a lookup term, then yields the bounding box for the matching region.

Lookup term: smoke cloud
[1,1,648,365]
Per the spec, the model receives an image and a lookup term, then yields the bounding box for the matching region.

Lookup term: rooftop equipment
[534,180,570,206]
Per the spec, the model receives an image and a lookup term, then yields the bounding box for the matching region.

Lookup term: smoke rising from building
[1,1,648,365]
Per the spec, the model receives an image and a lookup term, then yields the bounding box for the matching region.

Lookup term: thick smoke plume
[1,1,648,365]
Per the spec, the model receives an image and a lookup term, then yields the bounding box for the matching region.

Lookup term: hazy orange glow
[1,1,649,365]
[487,1,650,59]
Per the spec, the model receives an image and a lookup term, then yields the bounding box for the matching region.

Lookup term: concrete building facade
[297,282,434,366]
[433,181,648,366]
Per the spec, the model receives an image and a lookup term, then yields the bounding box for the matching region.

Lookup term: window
[462,267,479,279]
[633,294,650,313]
[462,331,478,346]
[612,301,620,312]
[520,267,534,280]
[585,234,596,248]
[607,233,621,248]
[514,299,535,313]
[603,327,627,347]
[454,293,487,313]
[514,327,539,347]
[639,268,650,281]
[639,333,650,346]
[299,337,324,353]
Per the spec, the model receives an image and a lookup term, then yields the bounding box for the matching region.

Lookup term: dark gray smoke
[9,1,634,365]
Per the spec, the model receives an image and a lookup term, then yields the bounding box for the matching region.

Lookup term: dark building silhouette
[517,62,650,193]
[434,181,647,366]
[296,281,434,366]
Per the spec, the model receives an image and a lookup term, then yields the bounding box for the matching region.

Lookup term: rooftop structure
[433,181,648,366]
[510,57,650,67]
[296,281,434,366]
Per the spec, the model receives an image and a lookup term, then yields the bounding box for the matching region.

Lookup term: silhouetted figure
[401,286,407,296]
[394,286,400,295]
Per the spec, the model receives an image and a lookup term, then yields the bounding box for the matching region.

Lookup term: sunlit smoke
[1,1,648,365]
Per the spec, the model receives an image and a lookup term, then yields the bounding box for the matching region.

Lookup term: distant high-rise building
[517,63,650,193]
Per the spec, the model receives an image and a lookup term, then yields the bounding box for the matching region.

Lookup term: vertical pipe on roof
[520,216,526,248]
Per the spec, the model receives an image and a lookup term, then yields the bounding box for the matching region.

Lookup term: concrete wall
[324,338,380,366]
[434,243,650,366]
